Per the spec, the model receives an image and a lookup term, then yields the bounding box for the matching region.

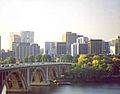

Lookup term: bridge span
[0,62,72,93]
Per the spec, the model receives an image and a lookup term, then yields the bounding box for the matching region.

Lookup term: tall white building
[109,38,116,55]
[77,36,89,44]
[110,46,115,55]
[71,43,79,57]
[21,31,34,43]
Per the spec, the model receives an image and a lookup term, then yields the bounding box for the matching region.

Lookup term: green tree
[7,57,16,64]
[28,56,35,62]
[106,64,113,74]
[42,54,51,62]
[34,55,42,62]
[56,57,60,62]
[62,54,73,62]
[78,54,91,64]
[0,59,8,64]
[112,57,120,75]
[24,57,29,63]
[92,60,99,67]
[72,55,79,63]
[16,59,23,64]
[93,55,100,60]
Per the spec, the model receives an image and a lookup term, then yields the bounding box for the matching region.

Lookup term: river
[7,83,120,94]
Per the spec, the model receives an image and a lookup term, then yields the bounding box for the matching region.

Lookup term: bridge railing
[0,62,73,70]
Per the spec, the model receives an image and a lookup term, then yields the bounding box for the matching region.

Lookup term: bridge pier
[27,68,31,92]
[58,66,61,79]
[45,66,50,85]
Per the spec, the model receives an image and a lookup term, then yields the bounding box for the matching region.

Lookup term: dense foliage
[69,54,120,82]
[0,54,75,64]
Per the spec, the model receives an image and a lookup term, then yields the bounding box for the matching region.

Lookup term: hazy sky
[0,0,120,50]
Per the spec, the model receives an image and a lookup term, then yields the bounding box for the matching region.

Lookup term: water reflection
[7,86,58,94]
[7,83,120,94]
[31,86,56,94]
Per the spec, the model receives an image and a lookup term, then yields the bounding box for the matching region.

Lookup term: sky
[0,0,120,50]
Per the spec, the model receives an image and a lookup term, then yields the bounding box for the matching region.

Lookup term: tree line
[65,54,120,82]
[0,54,75,64]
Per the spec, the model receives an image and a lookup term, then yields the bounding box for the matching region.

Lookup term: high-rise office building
[62,32,77,55]
[21,31,34,43]
[102,41,110,55]
[79,44,88,54]
[9,32,21,50]
[30,43,40,56]
[12,42,40,59]
[12,42,30,59]
[45,42,56,57]
[10,31,34,50]
[115,36,120,55]
[55,42,66,57]
[88,39,103,55]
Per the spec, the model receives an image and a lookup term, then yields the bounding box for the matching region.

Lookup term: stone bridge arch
[61,65,70,75]
[6,70,27,92]
[49,66,58,81]
[60,65,70,78]
[31,67,46,85]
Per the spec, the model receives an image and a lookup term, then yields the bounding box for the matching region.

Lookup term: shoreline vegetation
[66,76,120,84]
[63,54,120,84]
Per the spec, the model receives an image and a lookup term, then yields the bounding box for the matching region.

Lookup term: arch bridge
[0,62,72,93]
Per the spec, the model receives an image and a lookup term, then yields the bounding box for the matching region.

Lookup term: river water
[7,83,120,94]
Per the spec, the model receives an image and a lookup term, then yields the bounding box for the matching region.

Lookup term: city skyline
[0,0,120,50]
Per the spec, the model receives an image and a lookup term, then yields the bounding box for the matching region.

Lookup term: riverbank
[63,75,120,84]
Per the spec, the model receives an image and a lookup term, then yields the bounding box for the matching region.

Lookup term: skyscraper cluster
[9,31,34,50]
[45,32,120,58]
[10,31,40,59]
[71,35,111,57]
[0,31,120,60]
[44,32,77,57]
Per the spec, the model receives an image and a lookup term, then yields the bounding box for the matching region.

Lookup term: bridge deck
[0,62,72,70]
